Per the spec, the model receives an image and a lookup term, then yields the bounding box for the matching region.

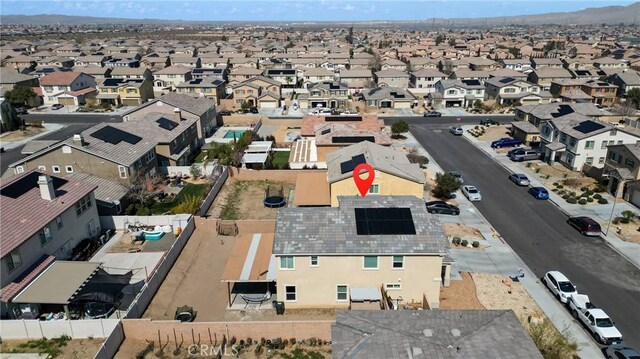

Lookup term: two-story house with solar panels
[273,195,451,310]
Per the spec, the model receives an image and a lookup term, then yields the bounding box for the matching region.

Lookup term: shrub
[260,338,266,345]
[586,190,594,196]
[578,199,587,205]
[580,192,588,198]
[545,175,551,179]
[528,320,578,359]
[246,338,253,345]
[526,163,532,168]
[282,339,289,346]
[598,198,609,204]
[594,185,607,193]
[580,186,587,191]
[255,344,263,355]
[562,194,569,200]
[620,218,631,224]
[553,182,559,186]
[593,193,602,199]
[621,210,637,220]
[230,337,237,345]
[461,239,469,247]
[566,197,577,204]
[452,237,461,245]
[587,197,594,202]
[472,241,480,248]
[556,184,564,189]
[613,218,620,225]
[535,168,540,173]
[290,338,296,346]
[551,188,559,192]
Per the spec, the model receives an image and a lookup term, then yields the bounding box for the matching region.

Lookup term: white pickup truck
[568,294,623,345]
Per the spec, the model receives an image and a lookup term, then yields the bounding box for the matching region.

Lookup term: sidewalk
[0,123,65,151]
[397,130,603,358]
[462,125,640,269]
[30,105,133,116]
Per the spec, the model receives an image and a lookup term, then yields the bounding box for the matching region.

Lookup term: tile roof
[362,87,416,101]
[314,124,393,146]
[0,255,55,302]
[301,114,384,137]
[274,195,448,255]
[375,69,410,78]
[39,71,83,86]
[0,171,97,256]
[339,69,373,78]
[0,69,37,84]
[67,172,128,204]
[331,310,543,359]
[150,92,216,117]
[153,65,192,75]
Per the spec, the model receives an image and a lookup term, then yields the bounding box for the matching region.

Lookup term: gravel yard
[443,223,484,239]
[439,272,485,310]
[472,272,543,325]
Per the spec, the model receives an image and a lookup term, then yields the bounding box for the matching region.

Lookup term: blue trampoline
[264,185,286,208]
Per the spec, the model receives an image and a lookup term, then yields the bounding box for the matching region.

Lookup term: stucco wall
[329,171,424,207]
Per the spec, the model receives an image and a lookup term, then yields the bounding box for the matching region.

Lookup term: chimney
[173,107,182,121]
[73,134,84,146]
[37,175,56,201]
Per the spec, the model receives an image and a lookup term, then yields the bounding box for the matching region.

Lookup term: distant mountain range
[2,2,640,26]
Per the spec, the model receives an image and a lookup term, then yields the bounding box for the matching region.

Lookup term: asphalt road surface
[409,121,640,349]
[22,113,123,124]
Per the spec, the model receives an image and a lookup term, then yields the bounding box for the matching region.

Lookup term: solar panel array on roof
[340,154,367,174]
[498,77,515,83]
[462,79,482,86]
[552,104,575,118]
[1,172,68,199]
[269,69,295,75]
[320,128,331,135]
[90,125,142,145]
[329,83,341,89]
[156,118,179,131]
[325,116,362,122]
[573,120,605,134]
[354,208,416,235]
[189,79,203,84]
[102,78,123,87]
[332,136,376,144]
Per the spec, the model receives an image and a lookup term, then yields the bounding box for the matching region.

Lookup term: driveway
[410,121,640,349]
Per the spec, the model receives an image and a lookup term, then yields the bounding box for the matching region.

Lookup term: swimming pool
[223,130,246,139]
[142,230,164,241]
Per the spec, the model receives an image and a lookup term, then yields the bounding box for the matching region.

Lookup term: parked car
[480,118,499,126]
[462,185,482,201]
[541,271,576,304]
[218,110,231,116]
[605,344,640,359]
[250,107,259,114]
[567,216,602,236]
[449,126,463,136]
[528,187,549,200]
[424,111,442,117]
[509,173,530,186]
[491,137,522,148]
[425,201,460,215]
[309,108,332,115]
[51,104,64,110]
[508,148,541,162]
[569,296,622,345]
[15,107,28,115]
[448,171,464,184]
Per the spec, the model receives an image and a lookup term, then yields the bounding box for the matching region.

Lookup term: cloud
[344,4,355,11]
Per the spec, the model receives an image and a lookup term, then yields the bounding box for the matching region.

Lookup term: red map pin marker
[353,163,375,197]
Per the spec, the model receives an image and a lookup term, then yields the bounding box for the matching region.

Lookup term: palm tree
[207,143,235,166]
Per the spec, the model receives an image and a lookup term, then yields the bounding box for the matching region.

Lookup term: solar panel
[499,77,514,84]
[332,136,376,144]
[339,154,367,174]
[189,79,203,84]
[91,125,142,145]
[1,172,68,199]
[102,78,122,87]
[156,118,179,131]
[325,116,362,122]
[573,120,605,134]
[463,79,481,86]
[320,128,331,135]
[354,208,416,235]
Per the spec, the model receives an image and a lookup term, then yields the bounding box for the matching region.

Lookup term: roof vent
[450,329,461,337]
[412,347,423,356]
[423,329,433,337]
[308,235,317,241]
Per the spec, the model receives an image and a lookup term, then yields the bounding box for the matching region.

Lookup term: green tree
[508,47,520,58]
[435,34,445,45]
[433,173,461,199]
[4,86,36,107]
[627,88,640,109]
[207,143,235,166]
[448,38,456,46]
[172,195,202,215]
[391,120,409,138]
[346,26,354,44]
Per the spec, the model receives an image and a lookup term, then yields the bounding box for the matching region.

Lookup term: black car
[250,107,259,114]
[567,216,602,236]
[424,111,442,117]
[425,201,460,215]
[51,104,64,110]
[219,110,231,116]
[480,118,499,126]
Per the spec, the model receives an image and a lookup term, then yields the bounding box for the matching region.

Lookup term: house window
[610,129,617,136]
[585,141,595,149]
[310,256,319,267]
[618,140,624,145]
[15,166,24,174]
[118,165,128,178]
[625,158,635,169]
[285,285,296,301]
[56,216,63,229]
[392,256,404,269]
[62,146,72,154]
[560,134,567,142]
[368,184,380,194]
[38,165,46,171]
[52,165,61,173]
[447,90,456,95]
[599,157,605,164]
[65,165,74,173]
[569,138,577,147]
[601,141,609,149]
[385,283,402,290]
[75,194,92,216]
[585,157,594,165]
[336,285,348,301]
[39,224,53,245]
[363,256,378,269]
[280,256,294,270]
[5,249,22,272]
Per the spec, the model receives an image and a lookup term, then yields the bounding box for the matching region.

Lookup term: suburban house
[109,67,153,81]
[228,67,263,85]
[72,66,112,82]
[325,141,426,206]
[363,87,415,109]
[301,114,385,137]
[468,57,500,71]
[549,79,593,103]
[527,67,573,90]
[539,115,640,171]
[409,57,439,70]
[301,68,335,86]
[594,57,628,70]
[331,310,543,358]
[169,55,201,68]
[122,92,217,144]
[580,80,618,107]
[449,69,491,83]
[603,144,640,204]
[231,76,282,108]
[152,65,193,94]
[2,55,38,72]
[337,69,373,93]
[515,102,605,127]
[37,56,74,68]
[380,59,406,71]
[410,69,447,92]
[511,121,541,146]
[530,58,564,69]
[483,77,551,106]
[303,81,349,109]
[175,77,226,103]
[273,195,450,310]
[191,68,227,81]
[374,69,410,88]
[433,79,485,108]
[0,171,100,318]
[606,70,640,97]
[96,77,154,107]
[263,69,298,88]
[40,72,97,106]
[0,69,40,106]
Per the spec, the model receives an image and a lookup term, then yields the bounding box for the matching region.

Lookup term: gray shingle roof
[0,68,37,84]
[273,196,448,255]
[331,310,543,359]
[67,172,128,204]
[148,92,216,117]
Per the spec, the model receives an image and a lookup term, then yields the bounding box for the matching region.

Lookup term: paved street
[409,121,640,349]
[22,113,123,124]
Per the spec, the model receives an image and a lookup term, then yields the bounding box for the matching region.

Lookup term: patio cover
[293,171,331,206]
[221,233,276,282]
[96,93,120,99]
[12,261,100,304]
[71,268,133,304]
[242,153,269,164]
[350,287,382,302]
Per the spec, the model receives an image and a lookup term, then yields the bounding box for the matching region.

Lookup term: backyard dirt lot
[477,125,511,142]
[0,126,45,142]
[0,338,104,359]
[443,223,483,239]
[209,179,295,220]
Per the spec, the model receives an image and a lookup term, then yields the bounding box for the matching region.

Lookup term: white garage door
[260,101,277,108]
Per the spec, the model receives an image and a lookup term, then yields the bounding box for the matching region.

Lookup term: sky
[1,0,637,22]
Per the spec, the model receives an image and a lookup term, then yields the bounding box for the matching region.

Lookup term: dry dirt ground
[0,338,104,359]
[0,126,46,141]
[439,272,485,310]
[528,162,597,192]
[609,217,640,244]
[477,125,511,142]
[443,223,483,239]
[208,179,295,220]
